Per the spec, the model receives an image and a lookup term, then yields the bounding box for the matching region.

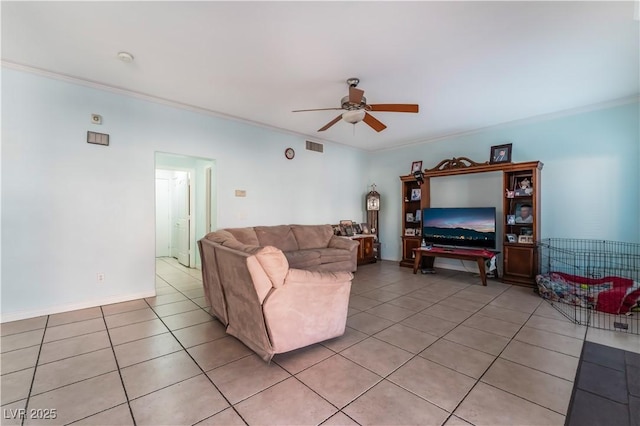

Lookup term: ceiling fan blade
[367,104,419,113]
[363,112,387,132]
[318,115,343,132]
[349,87,364,104]
[293,107,343,112]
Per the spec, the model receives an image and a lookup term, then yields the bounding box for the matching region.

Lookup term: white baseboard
[0,290,157,323]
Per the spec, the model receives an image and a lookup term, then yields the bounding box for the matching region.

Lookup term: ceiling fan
[293,78,419,132]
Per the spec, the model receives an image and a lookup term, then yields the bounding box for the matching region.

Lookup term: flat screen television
[422,207,496,250]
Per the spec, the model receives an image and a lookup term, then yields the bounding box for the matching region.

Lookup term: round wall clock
[284,148,295,160]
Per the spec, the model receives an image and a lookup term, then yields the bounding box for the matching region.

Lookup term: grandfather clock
[366,184,381,259]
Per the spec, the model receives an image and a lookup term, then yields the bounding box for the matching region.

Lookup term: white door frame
[155,167,196,267]
[154,176,171,257]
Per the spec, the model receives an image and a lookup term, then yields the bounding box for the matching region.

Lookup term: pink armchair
[198,239,353,361]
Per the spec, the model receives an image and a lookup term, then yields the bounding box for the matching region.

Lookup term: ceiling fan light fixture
[342,109,365,124]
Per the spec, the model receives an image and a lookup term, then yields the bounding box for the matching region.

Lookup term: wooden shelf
[399,157,543,286]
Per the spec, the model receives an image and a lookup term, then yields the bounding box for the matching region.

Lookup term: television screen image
[422,207,496,249]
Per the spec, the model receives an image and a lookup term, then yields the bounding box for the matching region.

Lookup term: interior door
[172,173,190,267]
[155,178,170,257]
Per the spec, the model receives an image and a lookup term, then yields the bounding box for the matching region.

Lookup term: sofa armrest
[327,235,359,252]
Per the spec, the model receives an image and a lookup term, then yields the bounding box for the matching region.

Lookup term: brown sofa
[198,224,357,361]
[205,224,359,272]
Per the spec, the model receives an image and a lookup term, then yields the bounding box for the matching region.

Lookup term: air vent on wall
[306,141,324,153]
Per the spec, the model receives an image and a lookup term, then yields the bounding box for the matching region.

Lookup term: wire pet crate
[537,238,640,335]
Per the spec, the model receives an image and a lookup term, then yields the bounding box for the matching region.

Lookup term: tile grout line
[95,305,138,426]
[21,316,49,426]
[139,275,250,426]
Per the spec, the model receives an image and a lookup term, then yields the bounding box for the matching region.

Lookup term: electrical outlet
[97,273,105,283]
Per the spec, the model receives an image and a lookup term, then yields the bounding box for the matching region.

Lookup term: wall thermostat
[91,114,102,125]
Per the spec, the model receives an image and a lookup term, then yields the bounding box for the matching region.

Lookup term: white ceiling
[2,1,638,151]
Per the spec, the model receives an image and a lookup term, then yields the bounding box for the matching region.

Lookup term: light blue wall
[1,68,368,321]
[369,102,640,261]
[2,65,637,321]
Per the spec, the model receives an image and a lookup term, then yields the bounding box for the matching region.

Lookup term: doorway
[155,169,193,267]
[155,152,216,270]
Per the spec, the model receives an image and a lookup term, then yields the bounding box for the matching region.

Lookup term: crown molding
[377,94,640,153]
[1,60,347,149]
[3,60,637,154]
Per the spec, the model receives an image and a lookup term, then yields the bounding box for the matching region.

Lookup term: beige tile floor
[2,258,639,425]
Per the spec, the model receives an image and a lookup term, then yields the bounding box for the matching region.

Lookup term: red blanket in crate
[544,272,640,314]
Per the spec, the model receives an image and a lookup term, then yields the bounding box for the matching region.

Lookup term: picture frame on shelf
[518,235,534,244]
[411,161,423,173]
[520,227,533,236]
[515,203,533,224]
[406,212,414,222]
[353,223,362,235]
[339,220,354,237]
[405,228,416,236]
[506,234,517,243]
[506,215,516,225]
[415,209,421,222]
[332,225,342,236]
[514,177,534,196]
[489,143,512,164]
[410,188,421,201]
[360,223,370,234]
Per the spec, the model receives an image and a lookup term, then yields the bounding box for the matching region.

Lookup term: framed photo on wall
[490,143,512,164]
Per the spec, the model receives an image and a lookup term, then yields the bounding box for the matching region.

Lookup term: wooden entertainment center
[400,157,543,287]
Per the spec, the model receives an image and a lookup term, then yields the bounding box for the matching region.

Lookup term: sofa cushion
[225,227,260,246]
[317,248,353,264]
[284,249,321,269]
[291,225,333,250]
[255,225,299,252]
[254,246,289,289]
